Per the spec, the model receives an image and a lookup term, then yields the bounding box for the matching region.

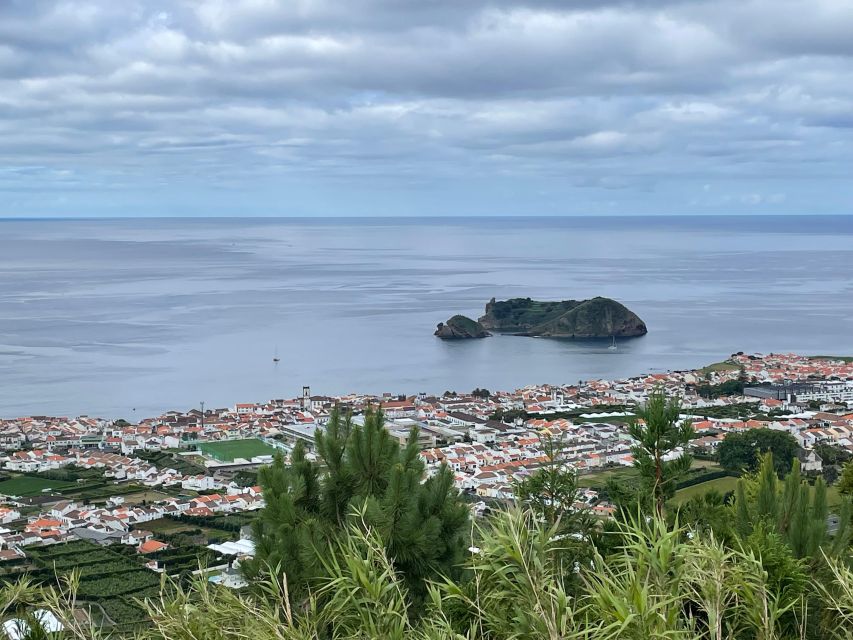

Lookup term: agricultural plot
[672,476,740,504]
[27,541,158,628]
[0,475,76,496]
[137,451,206,475]
[198,438,276,462]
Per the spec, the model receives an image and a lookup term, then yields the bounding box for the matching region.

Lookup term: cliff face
[478,296,647,338]
[434,315,492,339]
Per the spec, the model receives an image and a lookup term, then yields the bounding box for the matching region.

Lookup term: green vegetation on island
[478,295,647,338]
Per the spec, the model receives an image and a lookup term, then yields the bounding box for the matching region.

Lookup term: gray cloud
[0,0,852,216]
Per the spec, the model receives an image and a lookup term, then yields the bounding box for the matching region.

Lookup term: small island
[434,315,491,339]
[479,296,647,338]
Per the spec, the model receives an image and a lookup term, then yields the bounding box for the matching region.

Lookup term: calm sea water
[1,216,852,418]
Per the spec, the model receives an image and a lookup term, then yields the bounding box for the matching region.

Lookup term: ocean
[1,216,852,418]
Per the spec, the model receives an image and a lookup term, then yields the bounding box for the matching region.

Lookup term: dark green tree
[674,490,733,542]
[814,443,851,466]
[732,453,852,561]
[718,428,799,475]
[627,387,694,515]
[245,406,469,608]
[838,460,853,496]
[515,433,580,529]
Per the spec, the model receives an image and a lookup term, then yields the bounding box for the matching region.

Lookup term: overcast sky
[1,0,852,217]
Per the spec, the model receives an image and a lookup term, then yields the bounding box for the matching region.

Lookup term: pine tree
[733,453,851,564]
[515,433,580,529]
[830,498,852,556]
[246,406,469,608]
[755,452,778,522]
[245,441,325,599]
[808,477,828,557]
[734,479,752,537]
[777,456,800,532]
[627,387,694,515]
[838,460,853,495]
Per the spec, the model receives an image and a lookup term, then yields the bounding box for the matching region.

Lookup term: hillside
[434,315,491,339]
[478,296,647,338]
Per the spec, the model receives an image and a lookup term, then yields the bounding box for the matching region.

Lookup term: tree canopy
[718,427,800,475]
[244,406,470,607]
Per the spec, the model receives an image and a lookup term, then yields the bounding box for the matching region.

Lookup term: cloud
[0,0,851,215]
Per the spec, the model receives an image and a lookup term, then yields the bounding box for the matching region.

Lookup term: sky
[1,0,852,217]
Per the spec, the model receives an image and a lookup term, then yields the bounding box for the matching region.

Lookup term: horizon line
[2,212,853,221]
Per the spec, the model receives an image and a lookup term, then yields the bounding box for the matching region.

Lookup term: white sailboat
[607,336,617,351]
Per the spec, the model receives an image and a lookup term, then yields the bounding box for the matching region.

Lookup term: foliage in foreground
[622,388,694,515]
[4,493,853,640]
[243,406,470,605]
[136,508,853,640]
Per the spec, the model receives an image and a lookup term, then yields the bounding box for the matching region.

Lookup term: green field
[827,485,843,508]
[699,360,740,376]
[578,460,723,490]
[672,476,740,504]
[810,355,853,363]
[198,438,276,462]
[0,475,77,496]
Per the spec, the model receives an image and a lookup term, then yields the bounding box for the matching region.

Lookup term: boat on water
[607,336,617,351]
[273,346,280,363]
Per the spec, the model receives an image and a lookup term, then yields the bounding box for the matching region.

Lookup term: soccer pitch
[198,438,276,462]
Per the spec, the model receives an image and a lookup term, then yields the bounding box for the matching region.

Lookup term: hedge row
[675,469,739,490]
[76,571,161,599]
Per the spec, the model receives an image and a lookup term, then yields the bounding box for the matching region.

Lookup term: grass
[699,360,740,375]
[578,461,724,490]
[198,438,276,462]
[143,518,235,541]
[828,485,843,508]
[672,476,740,504]
[810,355,853,363]
[576,415,637,425]
[137,451,207,475]
[119,490,173,505]
[60,482,152,502]
[673,477,846,508]
[143,518,192,535]
[0,475,77,496]
[577,466,640,488]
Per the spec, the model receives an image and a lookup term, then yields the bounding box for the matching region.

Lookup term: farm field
[672,476,740,504]
[0,475,77,496]
[23,540,159,630]
[198,438,276,462]
[137,451,206,475]
[118,490,174,505]
[143,517,236,541]
[578,460,724,490]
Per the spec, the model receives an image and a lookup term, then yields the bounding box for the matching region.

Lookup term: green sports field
[0,476,76,497]
[198,438,276,462]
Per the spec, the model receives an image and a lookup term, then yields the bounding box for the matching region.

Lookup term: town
[0,352,852,629]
